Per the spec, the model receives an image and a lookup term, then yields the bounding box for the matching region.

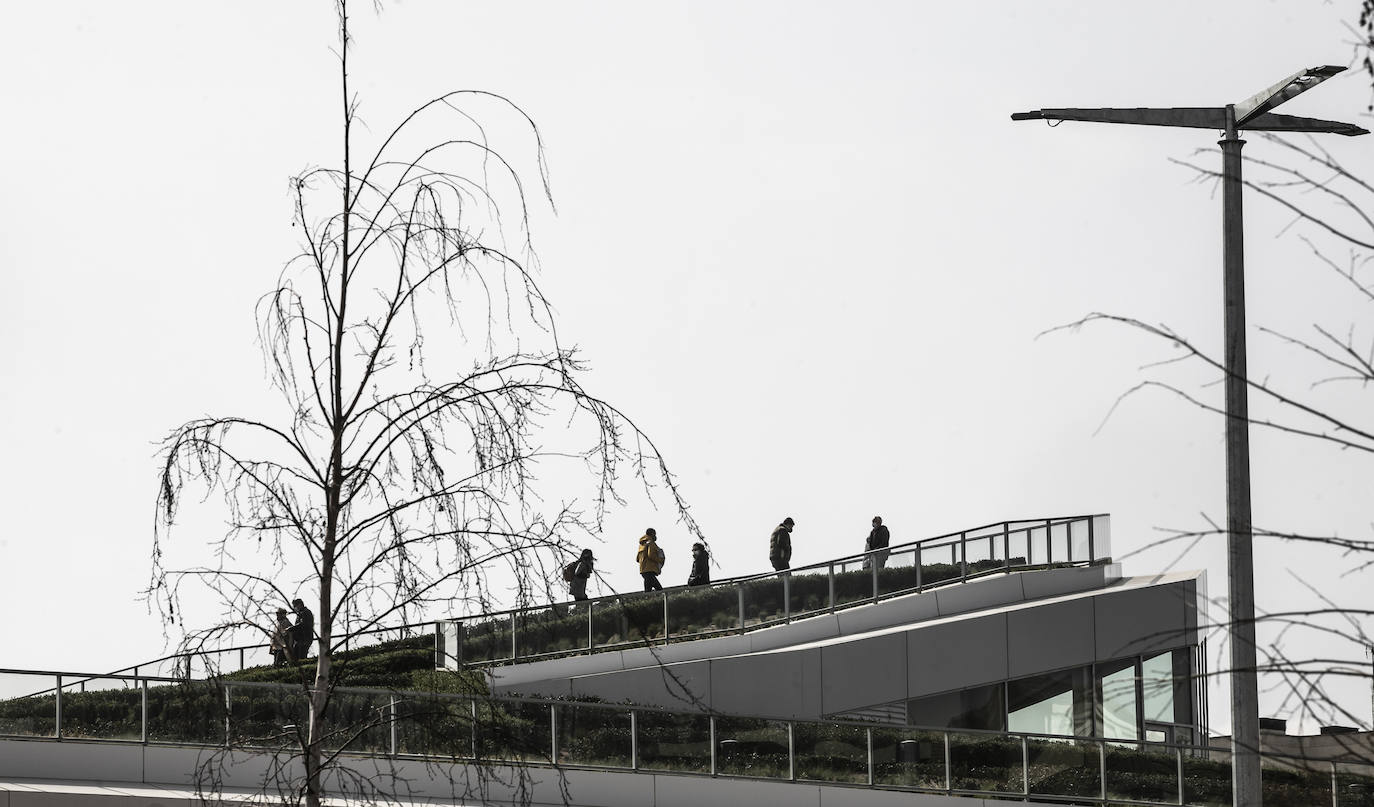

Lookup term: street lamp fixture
[1012,65,1367,807]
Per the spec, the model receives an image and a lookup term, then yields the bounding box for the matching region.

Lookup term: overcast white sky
[2,1,1371,736]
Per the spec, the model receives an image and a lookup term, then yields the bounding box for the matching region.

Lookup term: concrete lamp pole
[1011,66,1367,807]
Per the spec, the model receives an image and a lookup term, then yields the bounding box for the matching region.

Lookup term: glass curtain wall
[905,647,1198,742]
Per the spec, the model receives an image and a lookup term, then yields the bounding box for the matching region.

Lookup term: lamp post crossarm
[1010,107,1367,136]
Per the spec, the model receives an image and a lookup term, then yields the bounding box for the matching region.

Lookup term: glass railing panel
[240,645,275,671]
[475,699,552,763]
[948,731,1021,794]
[1007,527,1031,569]
[794,721,868,784]
[1263,765,1335,805]
[516,606,584,659]
[1049,521,1071,564]
[227,682,304,750]
[56,676,142,740]
[739,576,787,628]
[458,614,514,665]
[1334,764,1374,806]
[1026,525,1048,566]
[877,548,921,598]
[1091,515,1112,560]
[787,566,832,620]
[148,679,229,745]
[833,558,872,607]
[714,716,789,779]
[555,703,631,768]
[667,584,742,640]
[0,672,57,737]
[871,728,946,789]
[1104,744,1176,802]
[963,533,999,577]
[635,709,710,774]
[1069,518,1093,564]
[321,689,391,753]
[919,539,963,588]
[1182,751,1232,806]
[1026,737,1101,799]
[616,591,667,644]
[589,597,634,649]
[395,694,475,758]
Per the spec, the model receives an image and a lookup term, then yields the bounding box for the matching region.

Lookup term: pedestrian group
[565,514,892,600]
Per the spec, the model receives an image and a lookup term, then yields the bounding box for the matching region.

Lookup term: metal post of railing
[1176,745,1185,805]
[787,722,796,781]
[709,715,718,776]
[587,601,594,651]
[737,586,746,635]
[828,564,836,613]
[1332,760,1339,807]
[959,533,968,581]
[223,684,232,748]
[1099,742,1107,802]
[549,704,559,764]
[630,710,639,771]
[140,678,149,743]
[783,573,791,623]
[509,613,517,662]
[866,727,874,786]
[239,647,245,671]
[915,547,922,589]
[54,674,62,740]
[1003,522,1012,570]
[943,731,952,792]
[1021,735,1029,795]
[389,696,398,756]
[1045,518,1053,564]
[469,698,478,759]
[871,556,879,603]
[662,592,670,644]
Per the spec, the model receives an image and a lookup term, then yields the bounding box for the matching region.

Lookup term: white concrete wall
[501,571,1202,722]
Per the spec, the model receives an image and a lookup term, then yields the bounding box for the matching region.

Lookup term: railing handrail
[0,664,1190,750]
[446,513,1109,624]
[102,514,1108,679]
[5,663,1362,806]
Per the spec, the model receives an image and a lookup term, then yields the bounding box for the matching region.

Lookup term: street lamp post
[1012,66,1367,807]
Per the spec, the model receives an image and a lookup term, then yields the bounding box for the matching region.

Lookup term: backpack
[562,562,578,583]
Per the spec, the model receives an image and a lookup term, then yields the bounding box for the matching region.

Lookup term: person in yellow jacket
[636,528,666,591]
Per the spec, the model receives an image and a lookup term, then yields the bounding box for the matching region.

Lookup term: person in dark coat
[569,549,595,601]
[769,517,795,571]
[687,542,710,586]
[865,516,891,570]
[291,598,315,661]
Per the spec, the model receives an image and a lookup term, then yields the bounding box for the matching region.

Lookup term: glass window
[1098,658,1138,741]
[1008,667,1092,737]
[907,682,1005,731]
[1141,651,1176,723]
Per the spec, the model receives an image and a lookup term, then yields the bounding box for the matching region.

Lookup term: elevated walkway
[440,515,1112,673]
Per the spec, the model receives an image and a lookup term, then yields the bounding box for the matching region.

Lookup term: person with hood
[569,548,595,601]
[769,517,795,571]
[687,542,710,586]
[636,528,665,591]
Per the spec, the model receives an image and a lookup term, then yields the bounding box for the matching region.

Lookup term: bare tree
[1050,132,1374,745]
[148,3,699,805]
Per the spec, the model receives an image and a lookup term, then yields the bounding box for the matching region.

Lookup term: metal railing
[0,666,1364,806]
[439,514,1111,668]
[103,515,1109,679]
